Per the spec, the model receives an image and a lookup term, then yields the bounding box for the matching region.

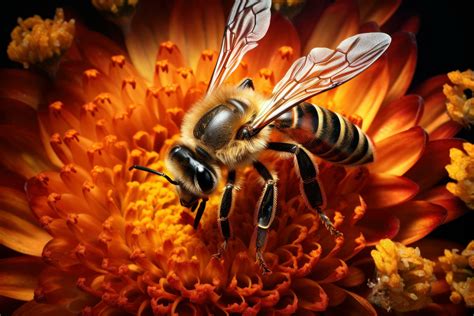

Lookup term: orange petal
[310,258,348,283]
[361,173,419,209]
[418,186,469,223]
[0,70,45,109]
[13,301,74,316]
[321,283,347,306]
[337,266,366,287]
[304,0,359,52]
[414,74,448,98]
[0,124,56,178]
[125,0,171,82]
[0,187,51,256]
[369,127,427,176]
[415,75,452,134]
[292,278,328,311]
[358,0,401,25]
[37,267,94,310]
[384,32,417,104]
[327,290,377,316]
[246,13,301,75]
[399,15,420,34]
[367,94,423,143]
[419,92,450,134]
[0,167,26,191]
[358,211,400,245]
[390,201,447,245]
[332,55,390,131]
[0,256,44,300]
[0,98,37,131]
[74,24,125,75]
[359,21,381,33]
[405,138,464,191]
[293,1,328,42]
[169,0,225,70]
[430,121,462,140]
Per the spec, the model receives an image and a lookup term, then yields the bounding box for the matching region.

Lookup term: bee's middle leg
[213,170,236,259]
[268,142,342,237]
[253,160,277,274]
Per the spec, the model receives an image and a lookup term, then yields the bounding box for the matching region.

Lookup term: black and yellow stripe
[274,102,374,165]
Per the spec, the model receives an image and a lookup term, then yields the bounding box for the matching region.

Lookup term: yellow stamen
[111,55,126,68]
[91,0,139,14]
[368,239,435,312]
[277,46,294,60]
[200,50,215,62]
[159,41,178,54]
[443,69,474,126]
[177,67,193,80]
[445,142,474,209]
[438,241,474,307]
[7,8,75,69]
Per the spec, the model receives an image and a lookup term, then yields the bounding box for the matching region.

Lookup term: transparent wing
[251,33,391,130]
[206,0,271,95]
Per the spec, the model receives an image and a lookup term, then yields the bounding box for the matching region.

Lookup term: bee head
[165,144,218,207]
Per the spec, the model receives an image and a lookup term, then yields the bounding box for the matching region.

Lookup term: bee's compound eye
[196,167,214,193]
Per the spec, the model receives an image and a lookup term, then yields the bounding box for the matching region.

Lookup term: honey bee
[130,0,391,272]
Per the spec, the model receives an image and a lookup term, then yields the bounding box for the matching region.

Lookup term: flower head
[446,142,474,209]
[438,240,474,307]
[0,0,470,314]
[444,70,474,126]
[368,239,436,312]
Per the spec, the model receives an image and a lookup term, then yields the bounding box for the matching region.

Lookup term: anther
[278,46,294,60]
[111,55,126,68]
[200,50,215,61]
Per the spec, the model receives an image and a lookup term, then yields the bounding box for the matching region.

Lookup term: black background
[0,0,472,244]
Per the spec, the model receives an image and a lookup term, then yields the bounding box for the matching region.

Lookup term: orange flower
[0,0,469,315]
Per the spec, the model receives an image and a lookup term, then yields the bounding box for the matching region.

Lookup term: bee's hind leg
[268,142,342,237]
[213,170,236,259]
[253,161,277,275]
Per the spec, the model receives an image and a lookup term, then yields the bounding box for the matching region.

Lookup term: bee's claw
[256,249,272,275]
[212,240,227,259]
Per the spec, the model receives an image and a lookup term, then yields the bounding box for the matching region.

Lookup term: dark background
[0,0,472,244]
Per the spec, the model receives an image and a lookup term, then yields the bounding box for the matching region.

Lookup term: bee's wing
[206,0,271,95]
[250,33,391,131]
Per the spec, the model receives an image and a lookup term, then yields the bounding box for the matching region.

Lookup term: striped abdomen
[274,102,374,165]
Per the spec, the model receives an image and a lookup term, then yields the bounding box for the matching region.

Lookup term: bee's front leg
[253,161,277,275]
[213,170,236,259]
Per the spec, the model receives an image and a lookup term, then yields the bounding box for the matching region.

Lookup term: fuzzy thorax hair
[180,84,271,169]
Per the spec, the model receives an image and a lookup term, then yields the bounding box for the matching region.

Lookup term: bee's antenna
[129,165,179,186]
